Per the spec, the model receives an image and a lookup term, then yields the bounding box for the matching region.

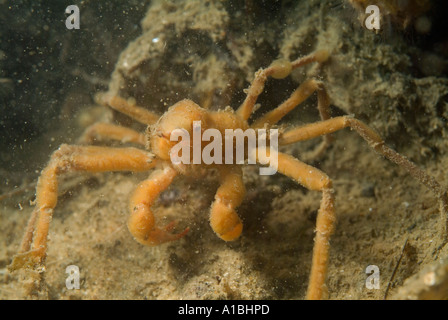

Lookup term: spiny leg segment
[255,148,335,300]
[242,49,333,159]
[96,93,160,125]
[237,49,330,121]
[9,145,157,271]
[79,122,146,146]
[279,115,448,240]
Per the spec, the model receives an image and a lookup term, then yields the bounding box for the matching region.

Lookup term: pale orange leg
[251,79,326,129]
[249,75,332,158]
[78,122,146,146]
[279,115,448,241]
[127,166,189,246]
[209,166,245,241]
[9,145,157,271]
[255,148,335,299]
[96,92,160,125]
[237,50,330,121]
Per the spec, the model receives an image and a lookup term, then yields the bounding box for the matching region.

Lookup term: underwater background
[1,0,447,299]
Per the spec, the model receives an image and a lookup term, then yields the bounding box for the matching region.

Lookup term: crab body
[149,99,250,167]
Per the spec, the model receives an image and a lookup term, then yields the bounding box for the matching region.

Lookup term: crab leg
[237,50,329,121]
[251,79,327,129]
[255,147,335,300]
[250,76,332,159]
[96,93,160,125]
[209,165,245,241]
[9,145,157,271]
[127,166,189,246]
[79,122,146,146]
[280,115,448,241]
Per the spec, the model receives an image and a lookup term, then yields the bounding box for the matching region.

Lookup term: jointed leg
[79,122,146,146]
[127,166,189,246]
[251,76,333,159]
[237,50,330,121]
[209,166,245,241]
[256,148,335,299]
[9,145,157,271]
[96,93,160,125]
[279,116,448,240]
[251,79,331,129]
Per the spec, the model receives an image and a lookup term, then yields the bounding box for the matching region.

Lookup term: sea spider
[9,49,447,299]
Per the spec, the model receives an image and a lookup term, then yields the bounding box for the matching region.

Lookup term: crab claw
[128,203,190,246]
[128,167,190,246]
[150,220,190,244]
